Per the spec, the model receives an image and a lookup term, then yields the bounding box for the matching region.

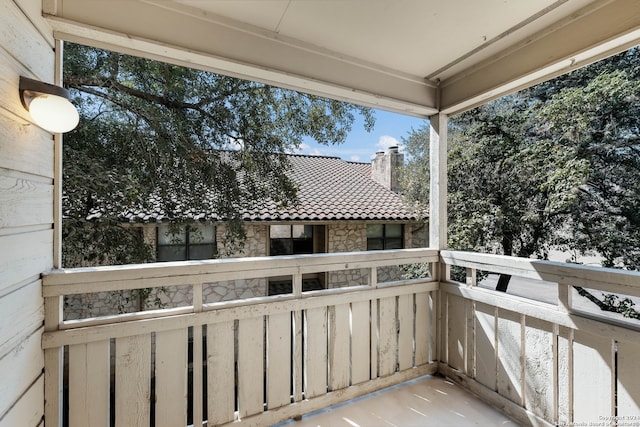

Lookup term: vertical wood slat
[397,294,413,371]
[328,304,350,390]
[267,312,291,409]
[378,296,396,377]
[557,327,571,426]
[292,310,303,402]
[44,296,63,427]
[465,300,475,377]
[414,292,430,366]
[436,288,445,364]
[192,326,203,426]
[446,294,466,371]
[617,339,640,415]
[370,299,378,379]
[572,331,613,423]
[497,309,523,405]
[350,301,370,385]
[238,317,264,418]
[155,329,188,427]
[524,318,554,421]
[207,321,235,425]
[474,302,496,390]
[68,340,110,427]
[115,335,151,426]
[305,307,327,398]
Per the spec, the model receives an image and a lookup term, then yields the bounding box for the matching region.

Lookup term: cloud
[350,155,361,162]
[368,135,403,159]
[376,135,401,151]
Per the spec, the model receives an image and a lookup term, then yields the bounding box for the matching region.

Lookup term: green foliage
[401,263,431,280]
[536,68,640,268]
[62,43,373,266]
[401,48,640,317]
[402,49,640,270]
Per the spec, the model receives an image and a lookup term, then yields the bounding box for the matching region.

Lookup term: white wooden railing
[42,249,640,427]
[41,249,439,427]
[439,250,640,427]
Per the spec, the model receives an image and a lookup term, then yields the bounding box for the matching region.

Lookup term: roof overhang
[45,0,640,117]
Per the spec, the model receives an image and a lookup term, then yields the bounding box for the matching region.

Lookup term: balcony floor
[275,375,520,427]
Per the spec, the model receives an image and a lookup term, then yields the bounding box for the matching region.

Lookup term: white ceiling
[47,0,640,116]
[176,0,590,80]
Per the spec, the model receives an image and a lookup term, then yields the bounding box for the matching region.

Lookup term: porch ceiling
[46,0,640,116]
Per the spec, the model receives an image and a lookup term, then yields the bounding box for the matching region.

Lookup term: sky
[294,109,429,163]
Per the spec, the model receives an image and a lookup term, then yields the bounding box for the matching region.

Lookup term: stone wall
[65,223,270,319]
[65,221,428,319]
[327,223,369,288]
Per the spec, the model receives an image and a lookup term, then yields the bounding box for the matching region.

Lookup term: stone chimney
[371,146,403,192]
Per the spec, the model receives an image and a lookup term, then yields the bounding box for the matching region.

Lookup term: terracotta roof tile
[119,153,426,223]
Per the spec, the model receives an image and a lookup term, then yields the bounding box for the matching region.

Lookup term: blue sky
[295,109,429,162]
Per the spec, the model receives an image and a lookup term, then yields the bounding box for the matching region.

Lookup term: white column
[429,113,448,250]
[54,39,64,268]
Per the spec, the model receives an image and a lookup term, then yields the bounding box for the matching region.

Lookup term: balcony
[42,249,640,426]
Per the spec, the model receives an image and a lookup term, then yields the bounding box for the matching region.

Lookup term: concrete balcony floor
[276,375,519,427]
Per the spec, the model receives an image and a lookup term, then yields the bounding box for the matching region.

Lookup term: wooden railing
[42,249,439,427]
[439,250,640,427]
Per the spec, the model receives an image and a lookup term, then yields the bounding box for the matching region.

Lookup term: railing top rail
[441,250,640,295]
[42,248,439,294]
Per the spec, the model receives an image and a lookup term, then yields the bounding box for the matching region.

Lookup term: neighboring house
[65,147,428,318]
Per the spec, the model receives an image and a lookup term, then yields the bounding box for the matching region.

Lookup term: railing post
[466,267,477,286]
[293,272,302,297]
[193,282,203,312]
[429,112,448,252]
[44,295,64,427]
[557,281,572,313]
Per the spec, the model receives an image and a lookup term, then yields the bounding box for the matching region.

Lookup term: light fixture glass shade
[28,94,80,133]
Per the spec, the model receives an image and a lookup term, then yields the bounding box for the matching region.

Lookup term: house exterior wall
[327,223,370,287]
[0,0,55,424]
[65,221,428,319]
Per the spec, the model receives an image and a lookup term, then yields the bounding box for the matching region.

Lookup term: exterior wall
[0,0,55,424]
[327,223,370,287]
[371,147,404,192]
[65,223,271,319]
[65,221,428,319]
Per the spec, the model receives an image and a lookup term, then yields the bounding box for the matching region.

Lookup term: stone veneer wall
[206,223,269,303]
[64,223,269,320]
[327,223,369,288]
[65,221,428,319]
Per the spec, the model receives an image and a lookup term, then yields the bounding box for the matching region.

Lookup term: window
[268,224,326,295]
[157,224,216,261]
[269,224,314,256]
[367,224,404,250]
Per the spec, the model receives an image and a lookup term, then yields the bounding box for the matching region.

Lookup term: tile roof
[248,154,421,221]
[120,153,425,223]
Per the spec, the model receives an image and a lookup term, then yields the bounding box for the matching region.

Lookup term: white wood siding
[0,0,54,425]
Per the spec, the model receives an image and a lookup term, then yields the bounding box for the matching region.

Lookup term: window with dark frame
[156,223,216,261]
[268,224,324,295]
[367,224,404,250]
[269,224,314,256]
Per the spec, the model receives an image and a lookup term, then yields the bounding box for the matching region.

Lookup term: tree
[62,43,374,266]
[403,95,583,260]
[536,69,640,269]
[401,48,640,316]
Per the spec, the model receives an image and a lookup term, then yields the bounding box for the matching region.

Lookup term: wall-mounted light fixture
[19,76,79,133]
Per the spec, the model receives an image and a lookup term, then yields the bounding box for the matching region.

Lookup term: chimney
[371,146,403,192]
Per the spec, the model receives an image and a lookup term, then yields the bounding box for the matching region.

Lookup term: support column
[54,39,63,269]
[429,113,448,367]
[429,113,448,251]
